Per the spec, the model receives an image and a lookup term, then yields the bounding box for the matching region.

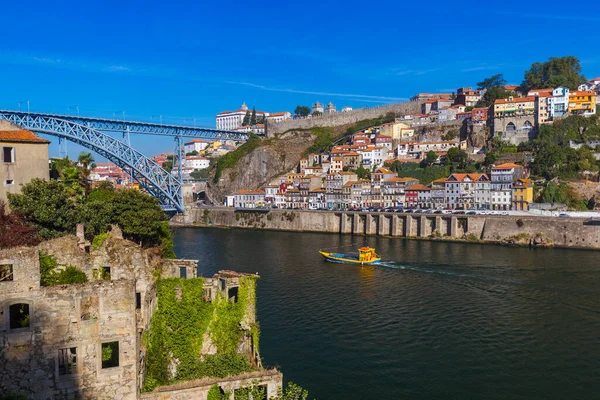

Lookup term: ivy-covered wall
[143,276,260,391]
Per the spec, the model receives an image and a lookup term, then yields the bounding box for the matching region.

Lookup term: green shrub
[92,232,110,250]
[39,251,88,286]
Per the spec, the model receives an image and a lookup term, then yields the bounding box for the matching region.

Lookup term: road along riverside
[177,208,600,250]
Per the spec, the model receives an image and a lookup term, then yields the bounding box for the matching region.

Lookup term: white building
[548,87,570,118]
[216,103,269,130]
[234,190,265,208]
[341,106,353,112]
[474,174,491,209]
[266,112,291,123]
[184,139,209,154]
[444,173,487,209]
[185,156,210,170]
[490,163,525,210]
[232,124,265,135]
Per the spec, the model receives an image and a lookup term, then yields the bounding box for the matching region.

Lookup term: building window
[5,180,14,186]
[101,341,119,369]
[2,147,14,163]
[179,266,187,279]
[135,292,141,309]
[58,347,77,375]
[9,303,30,329]
[0,263,14,281]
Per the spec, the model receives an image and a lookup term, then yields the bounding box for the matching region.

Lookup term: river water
[173,227,600,399]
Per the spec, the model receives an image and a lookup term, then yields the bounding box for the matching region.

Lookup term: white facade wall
[185,157,210,170]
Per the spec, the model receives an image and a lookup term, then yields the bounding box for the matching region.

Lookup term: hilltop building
[215,103,269,130]
[312,101,324,114]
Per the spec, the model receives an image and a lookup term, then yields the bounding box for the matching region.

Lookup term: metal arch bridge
[0,110,246,213]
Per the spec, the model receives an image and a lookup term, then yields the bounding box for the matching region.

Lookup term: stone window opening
[202,288,212,303]
[9,303,30,329]
[101,266,111,280]
[0,263,14,282]
[228,286,239,303]
[58,347,77,376]
[101,341,119,369]
[136,292,141,309]
[2,146,15,163]
[179,266,187,279]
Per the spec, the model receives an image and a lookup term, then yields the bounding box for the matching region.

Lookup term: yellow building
[493,96,536,117]
[512,178,534,210]
[568,90,596,116]
[212,141,222,149]
[379,121,414,142]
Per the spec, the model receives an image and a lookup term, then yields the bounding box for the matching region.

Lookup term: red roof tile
[0,128,50,144]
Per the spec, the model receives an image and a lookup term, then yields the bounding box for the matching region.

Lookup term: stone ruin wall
[267,101,420,136]
[0,245,139,399]
[0,234,275,399]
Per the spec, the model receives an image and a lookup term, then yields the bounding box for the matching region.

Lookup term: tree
[250,107,257,125]
[294,105,310,117]
[78,152,96,195]
[50,157,75,180]
[242,110,251,126]
[446,147,468,166]
[425,151,438,166]
[477,74,507,90]
[163,155,174,172]
[476,87,516,108]
[354,165,371,180]
[8,179,77,238]
[521,56,586,92]
[0,201,41,249]
[186,150,199,156]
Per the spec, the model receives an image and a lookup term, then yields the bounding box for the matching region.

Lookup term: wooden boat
[319,246,381,265]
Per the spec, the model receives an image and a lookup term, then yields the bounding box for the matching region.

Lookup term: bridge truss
[0,111,246,213]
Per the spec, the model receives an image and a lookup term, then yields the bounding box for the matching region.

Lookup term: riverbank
[174,208,600,250]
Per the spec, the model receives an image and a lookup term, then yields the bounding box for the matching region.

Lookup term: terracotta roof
[570,90,595,97]
[385,177,417,183]
[492,163,522,169]
[494,96,536,105]
[446,173,488,182]
[407,184,431,191]
[375,167,394,174]
[184,139,207,144]
[503,85,520,90]
[234,189,265,195]
[0,127,50,144]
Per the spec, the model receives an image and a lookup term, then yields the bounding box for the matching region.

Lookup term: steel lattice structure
[0,110,248,141]
[0,110,217,213]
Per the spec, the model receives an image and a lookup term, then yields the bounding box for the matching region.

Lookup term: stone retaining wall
[267,102,420,136]
[185,208,600,250]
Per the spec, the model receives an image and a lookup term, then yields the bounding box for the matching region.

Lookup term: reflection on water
[173,227,600,400]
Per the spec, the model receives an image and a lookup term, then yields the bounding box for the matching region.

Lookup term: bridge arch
[0,112,184,212]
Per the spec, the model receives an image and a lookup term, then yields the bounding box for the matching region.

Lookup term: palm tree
[78,152,96,195]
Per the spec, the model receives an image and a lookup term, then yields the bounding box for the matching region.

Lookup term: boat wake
[376,261,525,285]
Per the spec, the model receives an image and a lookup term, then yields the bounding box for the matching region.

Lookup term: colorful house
[568,90,596,116]
[512,178,534,210]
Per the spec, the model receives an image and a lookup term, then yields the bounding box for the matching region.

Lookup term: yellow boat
[319,246,381,265]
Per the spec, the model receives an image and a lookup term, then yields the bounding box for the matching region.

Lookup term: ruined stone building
[0,227,282,399]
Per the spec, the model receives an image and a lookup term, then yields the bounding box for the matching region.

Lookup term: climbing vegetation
[143,276,258,391]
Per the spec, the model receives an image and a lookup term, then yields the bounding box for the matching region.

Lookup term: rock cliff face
[207,129,318,201]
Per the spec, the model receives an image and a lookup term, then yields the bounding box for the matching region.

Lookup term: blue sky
[1,0,599,157]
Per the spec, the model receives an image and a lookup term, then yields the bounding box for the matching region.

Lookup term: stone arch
[505,122,516,132]
[522,120,533,131]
